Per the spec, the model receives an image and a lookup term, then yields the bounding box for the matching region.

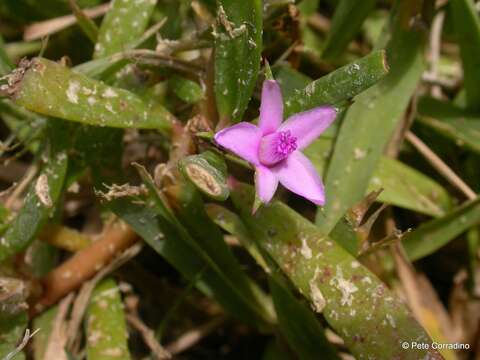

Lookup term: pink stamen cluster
[276,130,297,156]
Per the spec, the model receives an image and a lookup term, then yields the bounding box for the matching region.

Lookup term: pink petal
[279,106,337,149]
[272,151,325,205]
[259,80,283,135]
[255,165,279,203]
[214,122,261,165]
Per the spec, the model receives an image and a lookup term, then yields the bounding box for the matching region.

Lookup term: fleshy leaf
[231,182,440,359]
[214,0,262,122]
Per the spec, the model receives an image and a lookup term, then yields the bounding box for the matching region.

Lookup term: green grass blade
[315,6,426,232]
[214,0,262,122]
[417,96,480,154]
[86,278,131,360]
[298,0,319,17]
[402,197,480,262]
[322,0,377,60]
[231,182,440,359]
[5,58,172,130]
[206,203,267,269]
[106,163,273,329]
[68,0,99,43]
[450,0,480,110]
[108,195,272,329]
[0,34,13,76]
[367,157,452,217]
[167,181,275,324]
[467,228,479,292]
[304,138,452,217]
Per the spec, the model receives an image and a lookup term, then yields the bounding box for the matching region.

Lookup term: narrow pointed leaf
[108,196,269,328]
[0,35,13,76]
[322,0,377,60]
[316,6,426,232]
[285,50,389,117]
[165,180,275,325]
[205,203,339,359]
[450,0,480,110]
[214,0,262,122]
[107,166,273,329]
[270,279,340,360]
[94,0,158,59]
[418,96,480,154]
[304,138,452,217]
[402,197,480,261]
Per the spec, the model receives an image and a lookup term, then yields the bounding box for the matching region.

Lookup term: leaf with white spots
[0,122,69,262]
[214,0,262,123]
[86,278,131,360]
[94,0,158,59]
[231,182,441,359]
[6,58,172,130]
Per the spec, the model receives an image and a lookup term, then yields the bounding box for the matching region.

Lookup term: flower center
[276,130,297,156]
[259,130,298,166]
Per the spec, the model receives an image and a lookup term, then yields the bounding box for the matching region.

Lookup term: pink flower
[215,80,337,205]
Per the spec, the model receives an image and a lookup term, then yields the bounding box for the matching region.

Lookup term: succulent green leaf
[284,50,389,117]
[231,182,440,359]
[6,58,172,130]
[86,278,131,360]
[214,0,263,122]
[205,203,338,360]
[366,158,451,217]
